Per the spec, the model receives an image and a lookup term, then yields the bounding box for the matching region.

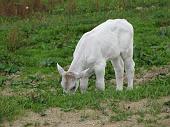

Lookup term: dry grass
[15,2,30,18]
[7,28,22,52]
[32,0,42,11]
[48,0,63,10]
[0,0,30,17]
[104,0,110,11]
[66,0,77,15]
[114,0,133,10]
[94,0,99,11]
[0,0,60,17]
[0,0,16,16]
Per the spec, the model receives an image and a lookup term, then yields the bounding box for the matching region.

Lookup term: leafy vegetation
[0,0,170,125]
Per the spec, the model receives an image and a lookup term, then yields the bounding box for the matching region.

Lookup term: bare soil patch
[2,96,170,127]
[121,96,170,110]
[3,109,103,127]
[110,64,170,85]
[0,87,15,96]
[134,65,170,84]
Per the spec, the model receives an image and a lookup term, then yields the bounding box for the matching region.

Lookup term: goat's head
[57,63,89,93]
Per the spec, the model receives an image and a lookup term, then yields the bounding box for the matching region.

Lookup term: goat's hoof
[127,86,133,90]
[96,84,105,91]
[96,87,105,91]
[116,87,123,91]
[80,89,87,94]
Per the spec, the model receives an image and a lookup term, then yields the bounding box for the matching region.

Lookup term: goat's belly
[85,46,120,67]
[102,46,120,60]
[99,39,120,59]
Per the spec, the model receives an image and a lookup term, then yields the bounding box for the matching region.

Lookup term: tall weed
[7,28,23,52]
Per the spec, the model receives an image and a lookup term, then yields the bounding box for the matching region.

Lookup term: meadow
[0,0,170,126]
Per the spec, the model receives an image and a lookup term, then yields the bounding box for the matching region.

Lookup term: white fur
[58,19,135,92]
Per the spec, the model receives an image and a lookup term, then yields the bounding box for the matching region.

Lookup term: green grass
[0,0,170,124]
[0,96,24,122]
[110,112,132,121]
[0,75,169,122]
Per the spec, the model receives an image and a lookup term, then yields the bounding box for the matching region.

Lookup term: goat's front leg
[80,77,89,93]
[124,57,135,90]
[94,61,106,91]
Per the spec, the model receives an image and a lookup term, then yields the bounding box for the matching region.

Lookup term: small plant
[48,0,62,11]
[80,113,89,122]
[24,123,34,127]
[159,26,170,37]
[94,0,99,11]
[148,100,162,115]
[114,0,133,11]
[0,76,7,87]
[0,63,19,74]
[110,112,132,121]
[65,0,76,15]
[104,0,110,11]
[7,28,22,52]
[137,117,144,123]
[0,112,2,123]
[40,58,57,67]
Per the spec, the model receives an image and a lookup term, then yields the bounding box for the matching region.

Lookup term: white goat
[57,19,135,93]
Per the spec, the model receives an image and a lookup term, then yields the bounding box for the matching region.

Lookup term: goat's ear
[76,68,91,79]
[57,63,65,75]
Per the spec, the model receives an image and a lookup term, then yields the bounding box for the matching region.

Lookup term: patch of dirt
[158,118,170,127]
[109,64,170,85]
[0,73,21,96]
[2,109,105,127]
[0,87,15,96]
[2,96,170,127]
[135,65,170,84]
[119,96,170,113]
[2,109,142,127]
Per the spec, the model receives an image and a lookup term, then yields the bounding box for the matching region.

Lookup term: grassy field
[0,0,170,126]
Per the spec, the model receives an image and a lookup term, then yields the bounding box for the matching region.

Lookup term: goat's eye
[70,86,76,91]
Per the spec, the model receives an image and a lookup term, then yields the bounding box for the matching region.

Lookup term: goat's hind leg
[124,57,135,90]
[111,56,124,91]
[121,52,135,90]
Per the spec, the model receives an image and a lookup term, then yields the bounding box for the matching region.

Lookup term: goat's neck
[68,56,84,73]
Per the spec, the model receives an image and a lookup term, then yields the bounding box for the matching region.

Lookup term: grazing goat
[57,19,135,93]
